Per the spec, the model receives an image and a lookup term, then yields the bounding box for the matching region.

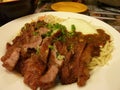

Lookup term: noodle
[88,41,113,69]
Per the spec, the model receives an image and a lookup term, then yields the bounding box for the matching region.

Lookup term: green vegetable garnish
[35,21,46,30]
[43,23,67,39]
[36,46,40,54]
[33,31,39,36]
[67,44,73,51]
[71,24,76,32]
[48,45,54,50]
[56,52,65,60]
[46,23,53,30]
[68,24,76,36]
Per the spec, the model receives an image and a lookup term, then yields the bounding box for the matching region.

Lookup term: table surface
[1,2,120,32]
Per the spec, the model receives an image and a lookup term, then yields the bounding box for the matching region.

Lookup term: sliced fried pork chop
[60,41,86,84]
[39,41,66,90]
[0,18,111,90]
[39,37,52,64]
[77,44,93,86]
[22,54,46,90]
[39,65,59,90]
[1,46,21,71]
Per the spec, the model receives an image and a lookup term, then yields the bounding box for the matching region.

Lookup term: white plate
[0,12,120,90]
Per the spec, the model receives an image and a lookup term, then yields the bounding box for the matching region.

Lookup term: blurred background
[0,0,120,32]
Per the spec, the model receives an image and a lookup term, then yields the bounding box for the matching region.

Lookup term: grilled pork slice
[14,23,50,57]
[22,35,42,51]
[20,27,43,56]
[39,65,59,90]
[38,27,50,35]
[1,22,46,71]
[54,41,68,57]
[1,46,21,71]
[77,63,90,86]
[49,41,67,67]
[22,54,46,90]
[39,37,52,63]
[80,44,93,64]
[39,29,65,64]
[48,47,63,68]
[39,41,66,90]
[60,41,86,84]
[77,44,93,86]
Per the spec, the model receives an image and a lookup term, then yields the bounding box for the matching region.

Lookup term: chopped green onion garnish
[56,52,65,60]
[48,45,54,50]
[36,46,40,54]
[71,24,76,32]
[33,31,39,36]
